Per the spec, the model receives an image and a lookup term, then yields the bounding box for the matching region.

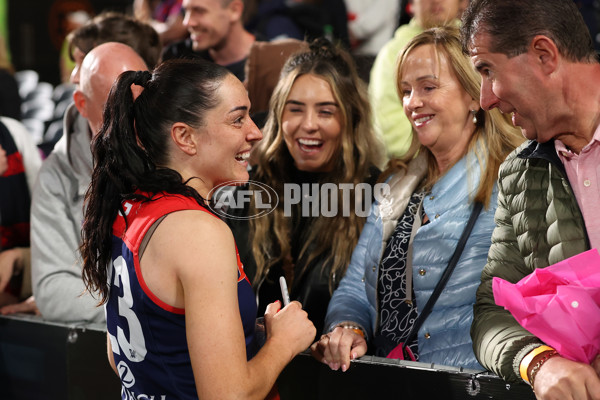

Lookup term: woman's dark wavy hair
[80,58,230,303]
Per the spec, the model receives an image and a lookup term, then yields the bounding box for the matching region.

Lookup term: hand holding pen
[262,276,315,352]
[255,277,291,346]
[279,276,290,306]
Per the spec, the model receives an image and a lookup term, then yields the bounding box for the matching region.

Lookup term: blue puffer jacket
[325,148,496,369]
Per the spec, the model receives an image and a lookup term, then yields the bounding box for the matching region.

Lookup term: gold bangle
[519,345,555,384]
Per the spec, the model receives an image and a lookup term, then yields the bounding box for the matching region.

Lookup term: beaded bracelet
[529,350,559,388]
[519,345,555,384]
[338,324,365,338]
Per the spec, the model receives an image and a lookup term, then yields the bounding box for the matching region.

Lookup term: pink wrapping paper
[493,249,600,364]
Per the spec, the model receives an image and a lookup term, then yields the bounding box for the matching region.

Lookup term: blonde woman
[311,26,524,371]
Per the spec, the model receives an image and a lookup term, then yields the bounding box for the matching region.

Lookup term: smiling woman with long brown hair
[228,38,385,337]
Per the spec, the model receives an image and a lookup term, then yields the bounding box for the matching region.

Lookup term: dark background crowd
[4,0,597,87]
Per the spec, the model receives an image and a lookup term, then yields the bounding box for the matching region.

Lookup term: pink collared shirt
[556,124,600,250]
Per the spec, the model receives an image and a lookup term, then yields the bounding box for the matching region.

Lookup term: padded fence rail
[278,353,536,399]
[0,314,535,400]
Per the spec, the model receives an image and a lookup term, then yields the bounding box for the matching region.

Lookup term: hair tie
[132,70,151,87]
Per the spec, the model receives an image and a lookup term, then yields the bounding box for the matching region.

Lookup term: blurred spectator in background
[0,0,38,313]
[162,0,256,82]
[36,12,161,156]
[68,12,161,85]
[134,0,189,47]
[344,0,400,57]
[0,116,42,313]
[16,14,159,321]
[165,0,350,84]
[29,42,148,323]
[369,0,467,158]
[0,35,22,121]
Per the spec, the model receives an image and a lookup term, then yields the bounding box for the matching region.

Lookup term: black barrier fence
[278,353,536,399]
[0,314,120,399]
[0,314,535,400]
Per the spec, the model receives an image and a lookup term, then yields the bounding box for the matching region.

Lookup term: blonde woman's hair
[387,26,523,207]
[249,38,385,292]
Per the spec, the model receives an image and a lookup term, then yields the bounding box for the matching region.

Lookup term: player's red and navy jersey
[106,192,257,399]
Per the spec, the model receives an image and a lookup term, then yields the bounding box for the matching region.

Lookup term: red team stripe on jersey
[236,247,250,284]
[133,255,186,315]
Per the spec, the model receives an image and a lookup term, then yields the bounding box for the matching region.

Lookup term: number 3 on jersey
[108,256,147,362]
